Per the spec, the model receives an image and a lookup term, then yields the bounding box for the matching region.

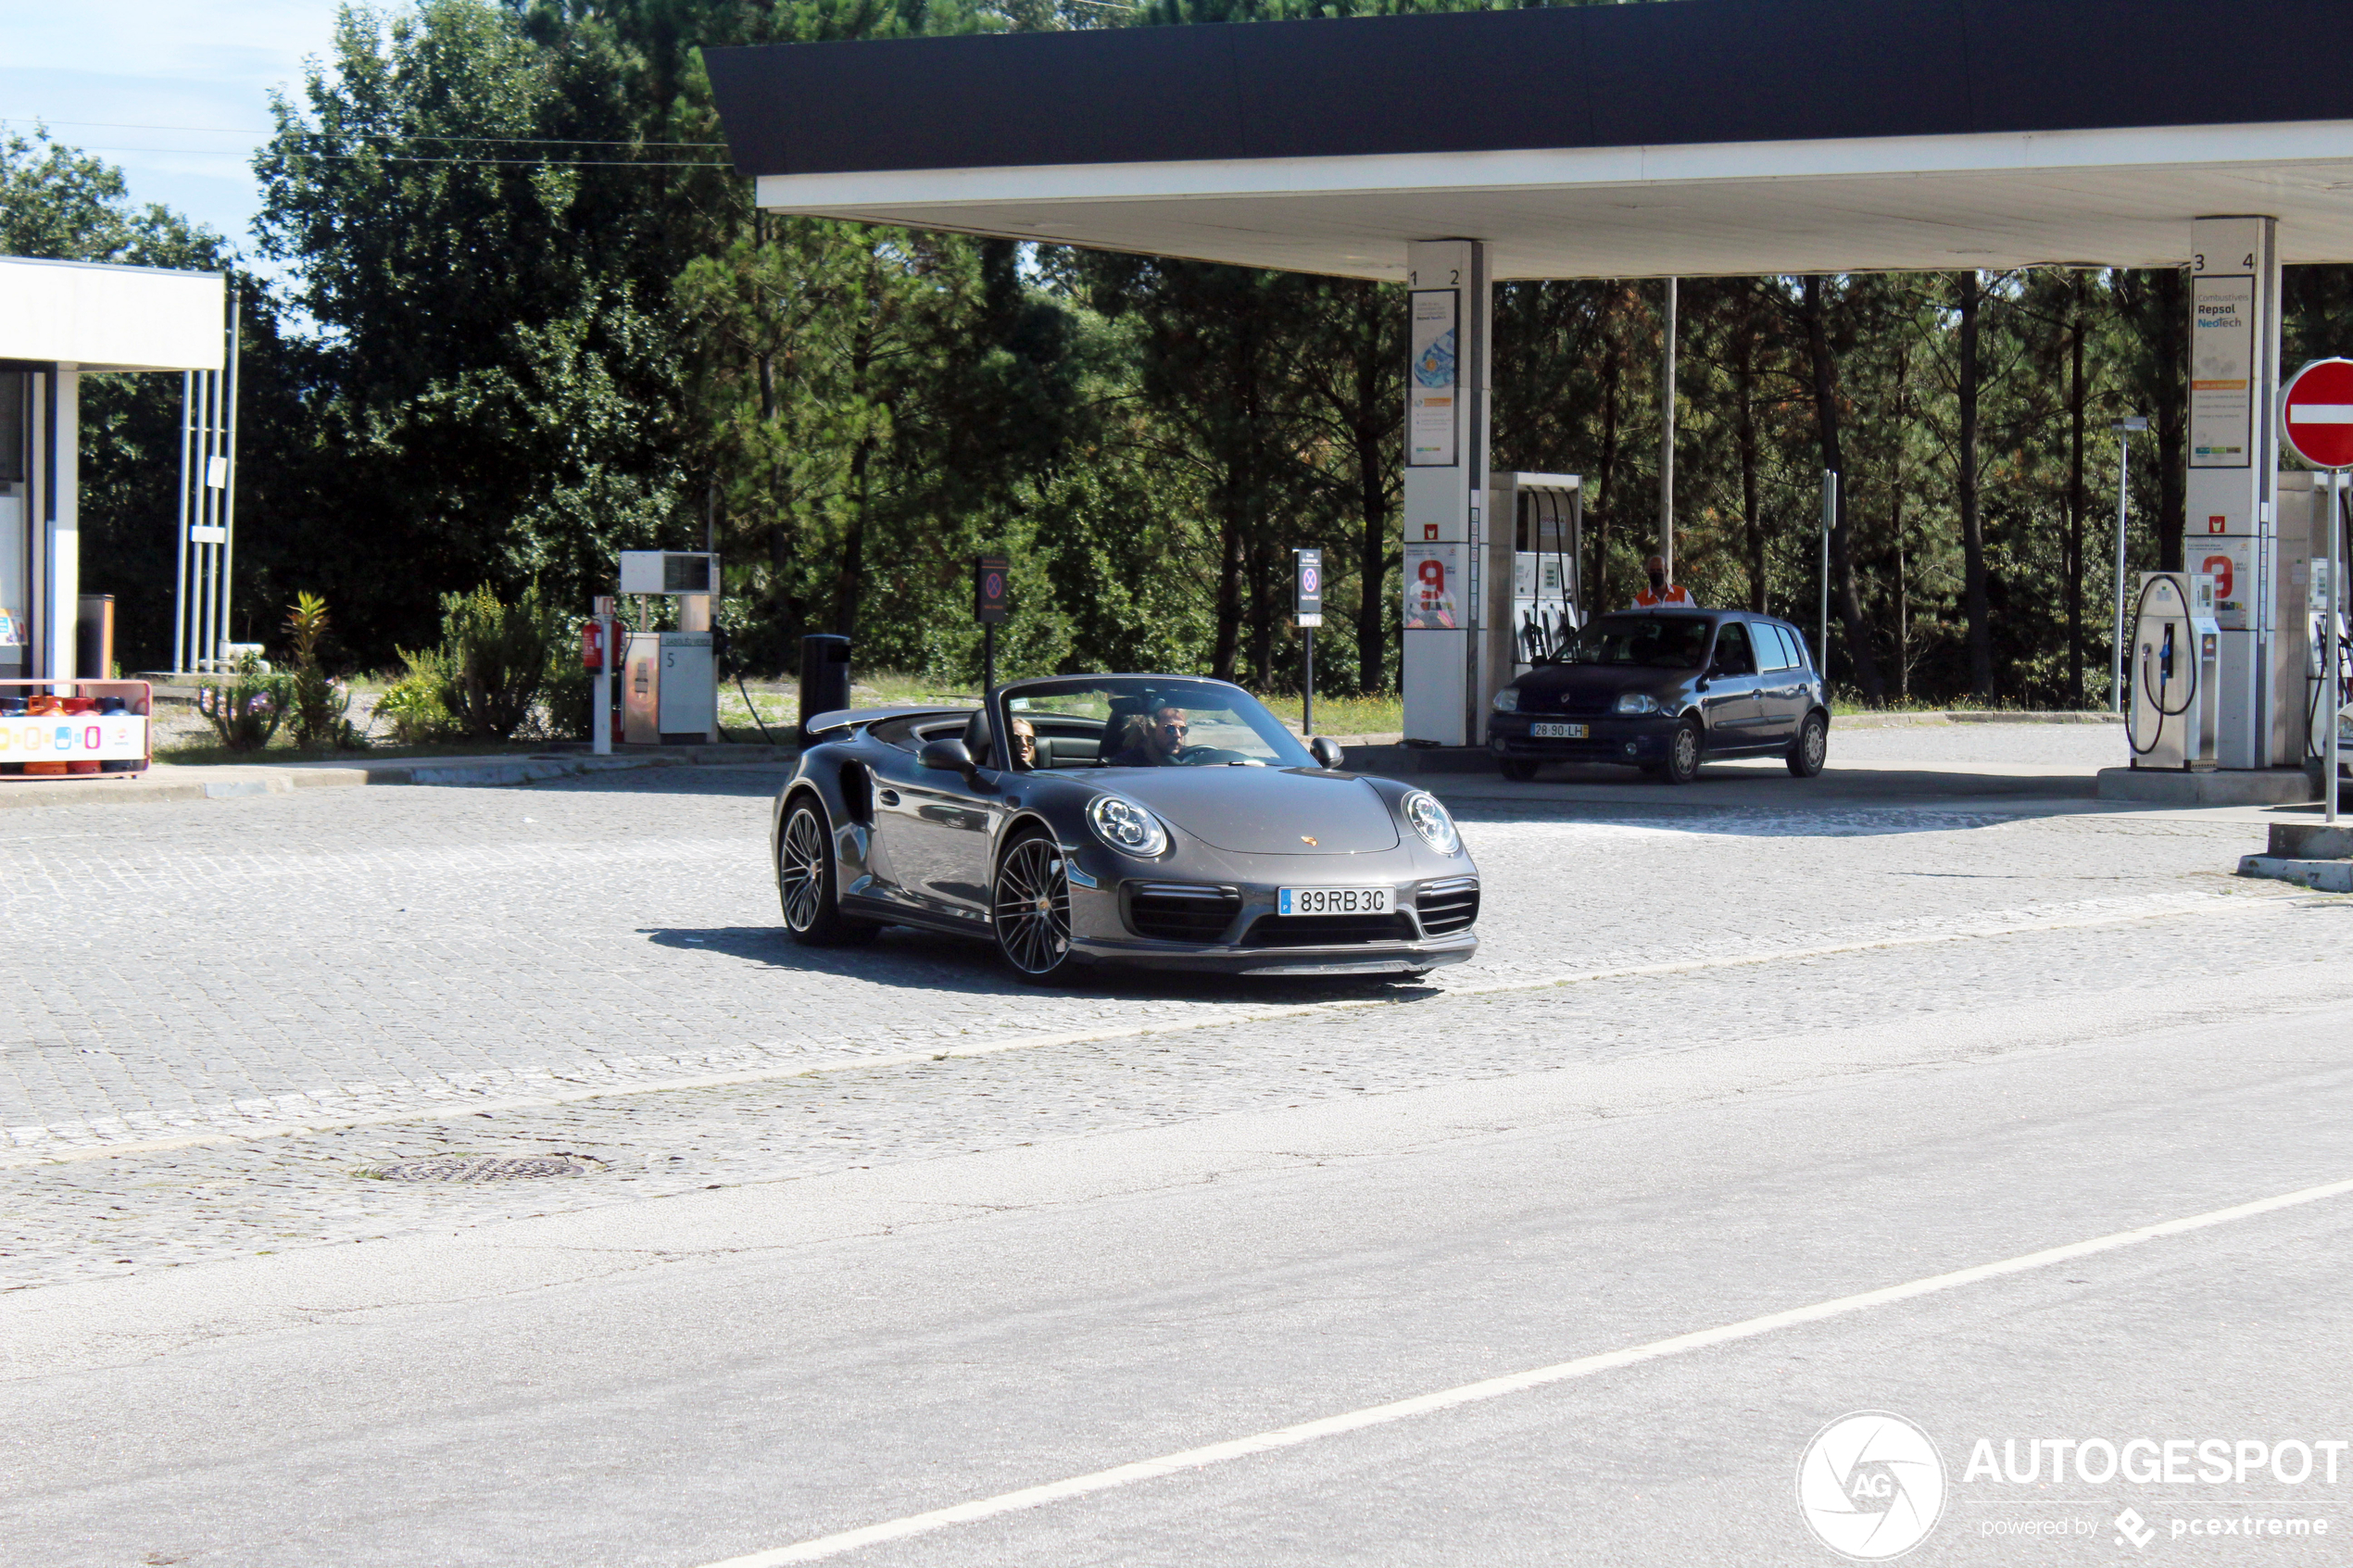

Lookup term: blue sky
[1,0,352,258]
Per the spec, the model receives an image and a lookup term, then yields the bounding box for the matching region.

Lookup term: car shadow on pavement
[640,923,1452,1006]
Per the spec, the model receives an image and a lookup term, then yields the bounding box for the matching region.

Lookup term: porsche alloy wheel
[993,833,1076,982]
[777,798,875,946]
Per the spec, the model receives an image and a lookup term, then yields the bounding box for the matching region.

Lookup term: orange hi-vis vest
[1634,583,1695,608]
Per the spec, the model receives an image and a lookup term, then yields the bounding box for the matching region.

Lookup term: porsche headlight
[1402,789,1461,855]
[1492,685,1519,713]
[1614,692,1660,715]
[1087,795,1168,858]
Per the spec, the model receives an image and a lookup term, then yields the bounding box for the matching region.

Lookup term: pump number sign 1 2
[2283,358,2353,470]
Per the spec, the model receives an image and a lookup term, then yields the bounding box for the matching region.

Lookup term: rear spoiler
[802,702,977,738]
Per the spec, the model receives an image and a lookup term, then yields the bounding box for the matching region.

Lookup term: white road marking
[695,1173,2353,1566]
[0,888,2290,1167]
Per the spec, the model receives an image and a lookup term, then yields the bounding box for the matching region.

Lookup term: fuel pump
[2310,558,2351,763]
[2126,572,2220,771]
[615,551,720,746]
[1489,472,1581,683]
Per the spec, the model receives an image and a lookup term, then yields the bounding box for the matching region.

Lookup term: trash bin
[799,633,851,746]
[77,594,114,680]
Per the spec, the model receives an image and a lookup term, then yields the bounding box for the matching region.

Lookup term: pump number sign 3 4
[2283,358,2353,470]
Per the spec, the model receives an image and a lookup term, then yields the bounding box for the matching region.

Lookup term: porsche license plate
[1530,721,1589,738]
[1278,886,1390,917]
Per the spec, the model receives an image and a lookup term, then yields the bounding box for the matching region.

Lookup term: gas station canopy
[707,0,2353,281]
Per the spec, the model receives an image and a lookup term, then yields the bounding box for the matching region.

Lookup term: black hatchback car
[1486,609,1830,784]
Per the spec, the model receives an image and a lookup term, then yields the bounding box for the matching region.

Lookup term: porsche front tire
[993,830,1078,984]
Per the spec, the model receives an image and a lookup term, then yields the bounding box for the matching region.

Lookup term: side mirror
[1309,736,1345,770]
[919,737,975,773]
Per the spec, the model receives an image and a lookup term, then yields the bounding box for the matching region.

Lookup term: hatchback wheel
[1787,711,1830,778]
[777,798,875,946]
[994,832,1077,983]
[1662,719,1704,784]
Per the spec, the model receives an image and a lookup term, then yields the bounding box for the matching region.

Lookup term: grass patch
[1827,693,2084,717]
[1251,690,1403,737]
[155,738,560,767]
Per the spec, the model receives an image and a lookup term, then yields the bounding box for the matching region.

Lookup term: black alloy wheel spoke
[995,840,1071,974]
[780,809,824,931]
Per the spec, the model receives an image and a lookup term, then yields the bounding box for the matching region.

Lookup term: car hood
[1095,768,1402,854]
[1515,662,1687,709]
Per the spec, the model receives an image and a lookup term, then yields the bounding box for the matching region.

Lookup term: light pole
[1818,470,1837,672]
[2108,417,2148,713]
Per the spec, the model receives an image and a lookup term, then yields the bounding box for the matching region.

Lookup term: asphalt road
[5,892,2350,1564]
[3,725,2347,1565]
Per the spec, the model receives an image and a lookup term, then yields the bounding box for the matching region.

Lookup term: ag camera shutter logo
[1797,1411,1945,1560]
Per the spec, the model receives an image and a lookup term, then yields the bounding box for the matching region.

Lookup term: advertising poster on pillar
[1403,543,1461,629]
[2195,536,2254,630]
[2191,273,2256,469]
[1407,291,1457,468]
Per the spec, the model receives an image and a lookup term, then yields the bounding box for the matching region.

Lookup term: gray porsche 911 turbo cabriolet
[770,674,1479,982]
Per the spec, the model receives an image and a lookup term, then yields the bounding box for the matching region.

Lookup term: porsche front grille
[1416,878,1480,935]
[1125,884,1242,943]
[1241,912,1417,947]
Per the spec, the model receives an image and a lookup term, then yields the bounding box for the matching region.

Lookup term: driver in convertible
[1108,705,1197,766]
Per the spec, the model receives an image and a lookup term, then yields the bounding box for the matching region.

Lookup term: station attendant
[1632,555,1695,608]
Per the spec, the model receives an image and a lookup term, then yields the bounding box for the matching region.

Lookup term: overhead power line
[44,144,734,168]
[2,117,728,148]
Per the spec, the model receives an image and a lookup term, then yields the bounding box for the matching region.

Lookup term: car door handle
[877,789,900,807]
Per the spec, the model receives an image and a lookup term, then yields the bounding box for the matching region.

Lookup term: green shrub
[375,654,459,745]
[438,583,558,740]
[541,656,594,742]
[377,583,563,744]
[192,658,291,751]
[283,592,361,749]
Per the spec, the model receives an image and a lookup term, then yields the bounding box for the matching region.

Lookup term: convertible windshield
[1553,615,1713,670]
[1002,678,1314,771]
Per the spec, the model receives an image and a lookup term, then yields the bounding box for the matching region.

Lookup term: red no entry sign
[2283,358,2353,470]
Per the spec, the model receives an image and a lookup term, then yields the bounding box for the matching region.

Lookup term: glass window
[1713,621,1755,675]
[1753,623,1793,671]
[1002,676,1313,770]
[0,374,23,483]
[1555,614,1713,670]
[1782,625,1814,671]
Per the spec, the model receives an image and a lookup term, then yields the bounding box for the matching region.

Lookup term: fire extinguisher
[582,620,609,672]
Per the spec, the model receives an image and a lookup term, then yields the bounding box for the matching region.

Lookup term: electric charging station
[615,550,720,746]
[2126,572,2221,771]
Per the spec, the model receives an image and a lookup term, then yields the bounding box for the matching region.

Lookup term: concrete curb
[2095,766,2318,806]
[0,745,796,810]
[2238,855,2353,892]
[2269,822,2353,858]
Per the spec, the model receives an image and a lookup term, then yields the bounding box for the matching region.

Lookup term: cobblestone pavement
[0,748,2328,1288]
